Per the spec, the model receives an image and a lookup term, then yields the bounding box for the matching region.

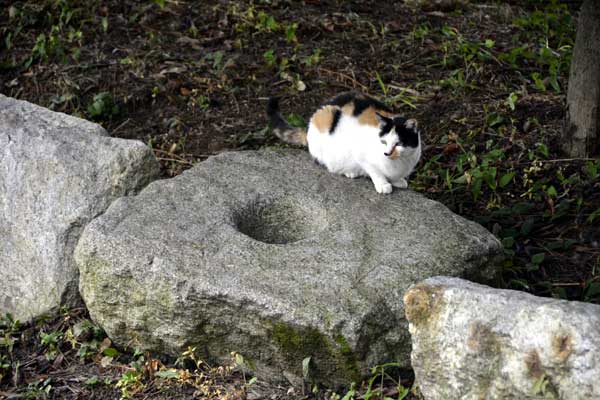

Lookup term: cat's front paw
[344,172,360,179]
[392,178,408,189]
[374,181,393,194]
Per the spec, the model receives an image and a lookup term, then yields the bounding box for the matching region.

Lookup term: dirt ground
[1,0,598,399]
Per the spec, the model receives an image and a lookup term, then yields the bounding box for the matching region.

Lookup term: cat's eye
[380,140,387,145]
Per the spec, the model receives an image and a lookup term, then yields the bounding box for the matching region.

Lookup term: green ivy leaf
[531,253,545,265]
[103,347,119,357]
[502,237,515,248]
[505,92,518,110]
[520,218,535,236]
[583,281,600,302]
[302,356,312,379]
[156,369,179,379]
[587,208,600,223]
[499,172,515,187]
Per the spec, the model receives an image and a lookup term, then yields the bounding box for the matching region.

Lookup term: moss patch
[270,322,361,385]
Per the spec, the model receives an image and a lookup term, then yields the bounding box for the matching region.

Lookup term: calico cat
[267,91,422,194]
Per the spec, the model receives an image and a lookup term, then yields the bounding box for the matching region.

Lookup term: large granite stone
[0,94,159,321]
[404,277,600,400]
[75,149,502,386]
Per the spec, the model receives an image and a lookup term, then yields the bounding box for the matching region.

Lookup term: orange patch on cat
[390,147,400,160]
[341,103,355,116]
[358,107,394,127]
[312,105,337,134]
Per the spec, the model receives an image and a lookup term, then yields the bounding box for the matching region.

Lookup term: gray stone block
[404,277,600,400]
[0,94,159,321]
[75,149,501,386]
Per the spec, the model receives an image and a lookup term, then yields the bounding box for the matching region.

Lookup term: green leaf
[520,218,535,236]
[156,369,179,379]
[483,166,497,190]
[341,382,356,400]
[533,374,547,395]
[397,384,411,400]
[265,15,278,31]
[549,74,560,93]
[101,17,108,33]
[235,353,245,367]
[85,376,100,386]
[103,347,119,357]
[546,185,557,197]
[287,113,307,128]
[263,49,276,67]
[584,281,600,302]
[248,377,258,385]
[302,356,311,379]
[584,160,598,179]
[531,253,545,265]
[486,112,504,128]
[512,202,534,215]
[285,23,298,43]
[536,143,549,158]
[587,208,600,223]
[471,178,482,201]
[502,237,514,249]
[505,92,518,111]
[499,172,515,187]
[453,174,468,184]
[484,39,495,48]
[531,72,546,91]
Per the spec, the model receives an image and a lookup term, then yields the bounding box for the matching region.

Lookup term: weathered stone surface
[404,277,600,400]
[75,149,502,386]
[0,94,159,321]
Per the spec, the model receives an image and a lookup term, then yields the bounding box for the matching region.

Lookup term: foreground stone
[404,277,600,400]
[0,95,159,322]
[76,149,502,386]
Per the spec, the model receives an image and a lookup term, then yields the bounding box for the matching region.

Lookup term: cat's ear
[375,112,391,125]
[405,118,418,130]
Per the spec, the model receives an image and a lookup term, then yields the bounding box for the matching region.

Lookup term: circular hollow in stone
[234,197,327,244]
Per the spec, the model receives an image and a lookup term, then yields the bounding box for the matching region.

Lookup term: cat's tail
[267,98,308,146]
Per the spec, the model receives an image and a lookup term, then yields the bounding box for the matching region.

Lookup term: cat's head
[376,113,420,159]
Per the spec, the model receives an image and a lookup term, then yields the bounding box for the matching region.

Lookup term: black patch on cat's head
[377,113,394,137]
[393,117,420,148]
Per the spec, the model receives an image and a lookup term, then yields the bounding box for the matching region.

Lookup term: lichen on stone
[403,283,444,326]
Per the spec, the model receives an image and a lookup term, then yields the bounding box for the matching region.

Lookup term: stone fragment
[0,94,159,321]
[405,276,600,400]
[75,149,501,386]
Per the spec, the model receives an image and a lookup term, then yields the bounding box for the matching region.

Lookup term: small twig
[317,67,369,92]
[518,157,598,165]
[62,61,118,71]
[152,148,191,161]
[110,118,131,136]
[540,158,598,163]
[388,83,420,96]
[551,282,582,287]
[156,157,194,165]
